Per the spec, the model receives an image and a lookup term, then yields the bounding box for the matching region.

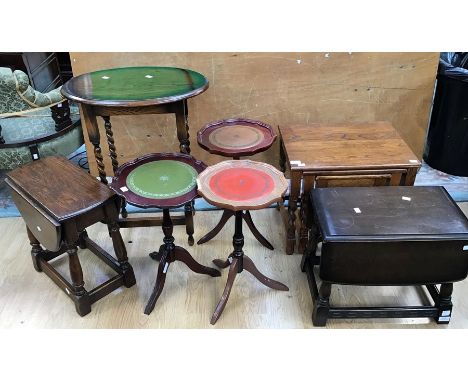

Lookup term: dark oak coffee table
[62,66,209,235]
[109,152,220,315]
[279,121,421,255]
[302,186,468,326]
[197,160,289,324]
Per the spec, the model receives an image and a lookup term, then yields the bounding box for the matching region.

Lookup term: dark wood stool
[109,152,221,315]
[302,186,468,326]
[197,118,277,249]
[197,159,289,324]
[5,156,136,316]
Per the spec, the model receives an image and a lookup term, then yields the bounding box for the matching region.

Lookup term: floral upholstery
[0,67,65,117]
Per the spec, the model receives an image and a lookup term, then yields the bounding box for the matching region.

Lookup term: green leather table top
[61,66,209,106]
[126,160,198,199]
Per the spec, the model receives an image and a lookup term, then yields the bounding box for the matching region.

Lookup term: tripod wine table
[109,152,220,315]
[197,160,289,324]
[197,118,277,249]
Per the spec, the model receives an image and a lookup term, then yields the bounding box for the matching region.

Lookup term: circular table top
[110,153,207,209]
[197,118,276,158]
[197,160,288,211]
[61,66,209,107]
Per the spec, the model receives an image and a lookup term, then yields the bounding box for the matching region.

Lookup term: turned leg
[81,105,107,184]
[197,209,234,245]
[108,221,136,287]
[102,116,127,217]
[67,246,91,316]
[174,246,220,277]
[175,100,191,154]
[211,258,240,325]
[50,101,72,131]
[26,226,43,272]
[312,281,332,327]
[242,255,289,291]
[184,202,194,246]
[242,210,273,250]
[435,283,453,324]
[287,171,301,255]
[144,250,169,315]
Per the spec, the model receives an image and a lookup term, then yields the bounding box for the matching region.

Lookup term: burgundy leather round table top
[197,118,276,158]
[110,153,207,209]
[197,160,288,211]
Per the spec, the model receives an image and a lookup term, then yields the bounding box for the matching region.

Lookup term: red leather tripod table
[197,160,289,324]
[109,153,221,315]
[197,118,277,249]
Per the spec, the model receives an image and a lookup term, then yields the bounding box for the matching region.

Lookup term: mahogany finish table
[302,186,468,326]
[61,66,209,234]
[109,152,220,315]
[197,118,277,249]
[279,122,421,255]
[5,156,136,316]
[197,160,289,324]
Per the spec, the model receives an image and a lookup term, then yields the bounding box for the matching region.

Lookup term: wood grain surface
[70,52,438,176]
[280,121,421,170]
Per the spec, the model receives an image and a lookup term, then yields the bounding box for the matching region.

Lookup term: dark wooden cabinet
[0,52,73,92]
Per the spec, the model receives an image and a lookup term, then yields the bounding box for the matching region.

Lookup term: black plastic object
[424,52,468,176]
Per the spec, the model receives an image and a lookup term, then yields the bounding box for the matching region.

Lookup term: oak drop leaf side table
[5,156,136,316]
[279,122,422,255]
[109,152,220,315]
[303,186,468,326]
[61,66,209,239]
[197,160,289,324]
[197,118,277,249]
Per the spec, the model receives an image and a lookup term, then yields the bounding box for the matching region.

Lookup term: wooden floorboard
[2,206,468,329]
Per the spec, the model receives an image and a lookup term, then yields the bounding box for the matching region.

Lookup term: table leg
[243,255,288,290]
[286,170,301,255]
[435,283,453,324]
[175,100,190,154]
[242,210,274,250]
[81,105,107,184]
[184,202,195,246]
[67,245,91,316]
[298,174,315,254]
[404,167,418,186]
[197,209,234,245]
[102,116,128,217]
[211,258,239,325]
[312,281,332,327]
[27,226,43,272]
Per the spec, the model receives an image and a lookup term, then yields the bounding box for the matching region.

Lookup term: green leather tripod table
[197,159,289,324]
[110,152,220,315]
[62,66,209,235]
[197,118,277,249]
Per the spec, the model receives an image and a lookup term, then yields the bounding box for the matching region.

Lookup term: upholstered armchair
[0,67,72,143]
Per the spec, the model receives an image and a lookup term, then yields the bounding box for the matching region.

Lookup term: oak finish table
[61,66,209,231]
[5,156,136,316]
[302,186,468,326]
[109,152,220,314]
[197,160,289,324]
[197,118,277,249]
[279,122,421,255]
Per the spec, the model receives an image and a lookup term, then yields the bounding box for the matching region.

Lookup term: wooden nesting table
[279,122,422,255]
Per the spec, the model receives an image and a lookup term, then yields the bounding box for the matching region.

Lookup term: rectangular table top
[311,186,468,242]
[6,156,116,222]
[280,122,420,171]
